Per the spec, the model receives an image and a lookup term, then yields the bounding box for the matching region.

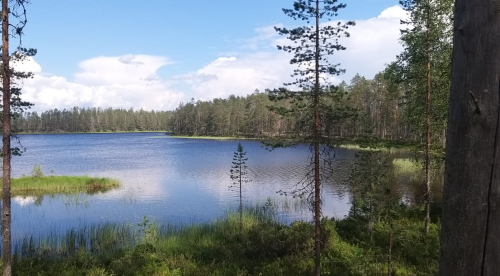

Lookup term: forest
[0,0,497,275]
[13,107,172,133]
[12,70,445,145]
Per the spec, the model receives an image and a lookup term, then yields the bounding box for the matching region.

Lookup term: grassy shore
[11,206,440,276]
[392,158,421,174]
[6,175,120,196]
[152,135,252,140]
[15,130,165,135]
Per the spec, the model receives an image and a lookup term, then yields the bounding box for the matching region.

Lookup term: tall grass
[392,158,421,175]
[11,203,441,276]
[153,135,243,140]
[16,223,136,258]
[6,176,120,196]
[14,206,276,259]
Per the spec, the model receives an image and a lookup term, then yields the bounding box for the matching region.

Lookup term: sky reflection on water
[9,133,353,242]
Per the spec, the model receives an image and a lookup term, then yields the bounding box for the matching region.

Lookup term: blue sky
[16,0,404,111]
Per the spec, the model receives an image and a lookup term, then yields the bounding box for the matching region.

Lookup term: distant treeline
[13,107,172,133]
[12,72,443,144]
[169,74,418,141]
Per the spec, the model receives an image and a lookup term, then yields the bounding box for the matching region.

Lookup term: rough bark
[440,1,500,275]
[1,0,11,275]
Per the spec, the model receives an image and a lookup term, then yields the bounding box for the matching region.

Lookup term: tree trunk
[1,0,12,274]
[388,201,393,276]
[313,1,321,275]
[439,1,500,275]
[424,1,432,236]
[239,163,242,232]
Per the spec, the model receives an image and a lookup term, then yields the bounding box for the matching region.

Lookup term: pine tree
[440,1,500,274]
[268,1,354,274]
[1,1,35,275]
[393,0,453,234]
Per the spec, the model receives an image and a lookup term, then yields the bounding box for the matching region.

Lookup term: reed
[392,158,421,175]
[151,135,242,140]
[6,175,120,196]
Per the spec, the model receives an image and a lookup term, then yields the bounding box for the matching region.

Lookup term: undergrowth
[10,208,440,276]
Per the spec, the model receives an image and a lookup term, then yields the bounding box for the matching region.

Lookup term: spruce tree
[229,142,250,231]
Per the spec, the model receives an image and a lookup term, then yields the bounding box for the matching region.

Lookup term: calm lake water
[8,132,357,242]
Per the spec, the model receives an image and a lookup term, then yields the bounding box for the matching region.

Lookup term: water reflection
[6,133,443,244]
[13,196,36,206]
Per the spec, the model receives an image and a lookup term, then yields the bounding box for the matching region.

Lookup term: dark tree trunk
[440,1,500,275]
[1,0,12,275]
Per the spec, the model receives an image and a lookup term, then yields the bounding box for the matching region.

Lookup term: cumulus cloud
[336,5,407,82]
[17,6,406,112]
[176,5,406,101]
[13,196,36,206]
[17,55,184,112]
[174,54,294,100]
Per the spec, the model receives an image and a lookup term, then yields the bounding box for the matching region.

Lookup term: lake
[8,132,357,242]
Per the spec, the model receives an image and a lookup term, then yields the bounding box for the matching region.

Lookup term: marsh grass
[14,208,276,259]
[337,144,412,154]
[7,176,120,196]
[11,203,440,276]
[392,158,421,175]
[151,135,247,140]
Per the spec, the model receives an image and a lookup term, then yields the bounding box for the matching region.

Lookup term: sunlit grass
[17,130,165,135]
[337,143,412,154]
[151,135,245,140]
[5,176,120,196]
[11,201,440,276]
[392,158,421,175]
[337,144,389,151]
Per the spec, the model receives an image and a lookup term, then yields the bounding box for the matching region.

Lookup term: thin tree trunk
[239,163,242,232]
[313,1,321,275]
[1,0,12,274]
[388,203,393,276]
[424,1,432,236]
[439,1,500,275]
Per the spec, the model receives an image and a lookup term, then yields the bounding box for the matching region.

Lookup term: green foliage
[10,203,440,276]
[31,164,44,178]
[347,150,395,228]
[229,142,252,230]
[12,107,173,133]
[388,0,453,150]
[229,143,250,190]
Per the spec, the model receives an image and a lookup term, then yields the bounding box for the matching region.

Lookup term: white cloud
[175,53,294,100]
[17,55,185,112]
[16,6,406,112]
[379,5,408,19]
[13,196,36,206]
[337,5,407,82]
[74,55,171,86]
[176,5,406,101]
